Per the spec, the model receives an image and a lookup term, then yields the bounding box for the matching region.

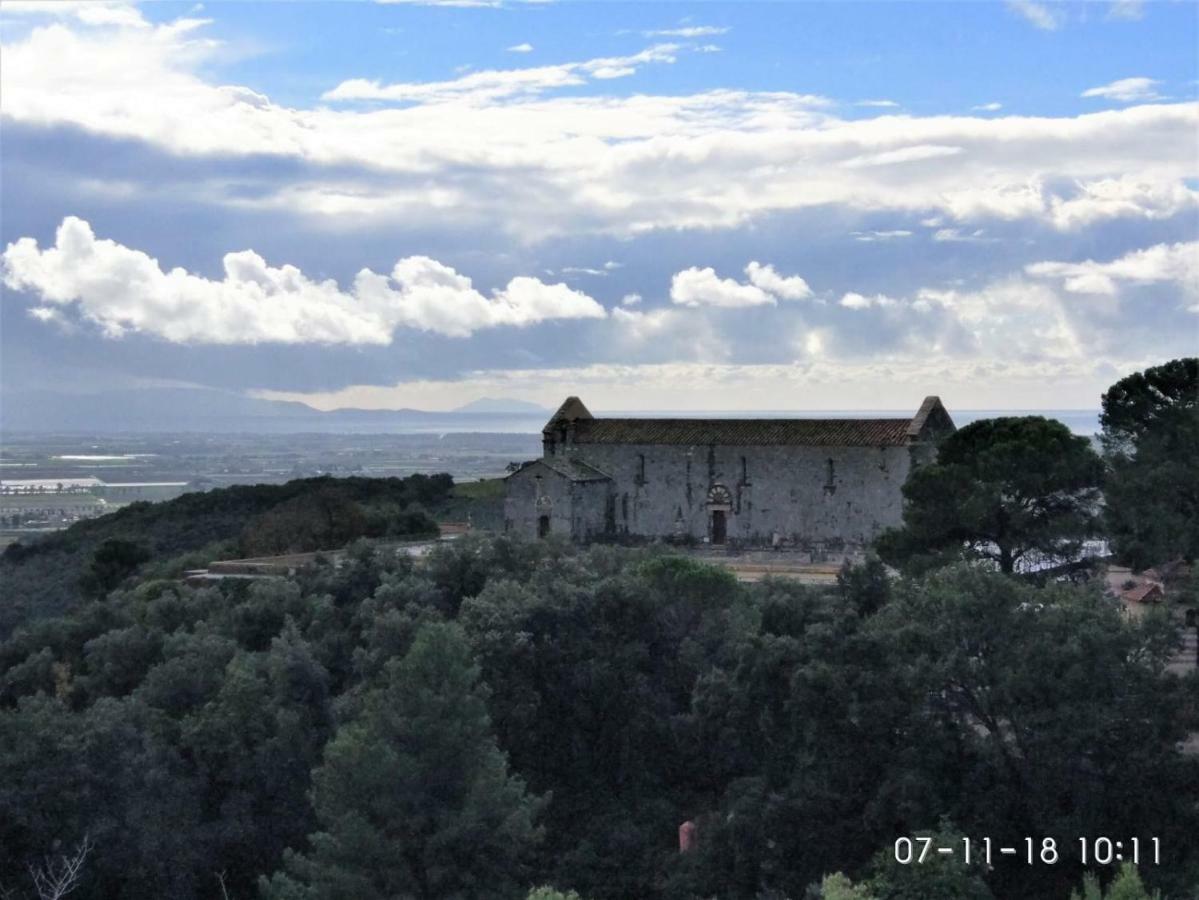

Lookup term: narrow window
[741,455,749,483]
[637,453,647,484]
[824,458,836,494]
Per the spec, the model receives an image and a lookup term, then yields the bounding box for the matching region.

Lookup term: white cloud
[851,230,913,242]
[1048,177,1199,229]
[620,293,642,306]
[914,277,1083,360]
[744,261,812,300]
[841,144,963,168]
[643,25,728,37]
[972,102,1003,112]
[1026,241,1199,297]
[611,306,672,336]
[932,228,991,243]
[855,99,899,108]
[670,267,774,308]
[0,1,150,28]
[2,15,1196,241]
[322,43,680,102]
[506,42,533,53]
[2,217,606,344]
[1106,0,1144,21]
[1006,1,1065,30]
[242,252,1196,411]
[839,292,897,310]
[669,262,813,307]
[1081,77,1163,103]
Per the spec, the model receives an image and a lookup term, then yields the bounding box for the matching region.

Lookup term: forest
[0,360,1195,900]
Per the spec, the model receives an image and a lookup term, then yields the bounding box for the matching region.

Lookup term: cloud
[670,262,813,307]
[506,42,533,53]
[855,99,899,108]
[620,293,642,306]
[932,228,992,243]
[642,25,728,37]
[744,261,812,300]
[2,217,607,344]
[1025,241,1199,297]
[0,1,150,28]
[841,144,963,168]
[322,43,681,102]
[839,292,897,310]
[237,244,1196,411]
[611,306,677,337]
[851,230,913,242]
[1006,1,1065,30]
[1047,176,1199,229]
[670,267,774,308]
[972,102,1003,112]
[1106,0,1144,21]
[1081,77,1163,103]
[610,305,728,360]
[2,14,1196,242]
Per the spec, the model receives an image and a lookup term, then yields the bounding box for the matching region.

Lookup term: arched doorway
[710,510,727,544]
[537,515,551,538]
[707,484,732,545]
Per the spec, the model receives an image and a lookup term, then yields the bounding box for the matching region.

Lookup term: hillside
[0,473,457,637]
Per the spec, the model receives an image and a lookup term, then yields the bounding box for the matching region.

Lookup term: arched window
[707,484,733,507]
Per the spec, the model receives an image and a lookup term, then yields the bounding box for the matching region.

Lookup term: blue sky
[1,0,1196,412]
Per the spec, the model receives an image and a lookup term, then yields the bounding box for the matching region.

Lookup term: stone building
[504,395,955,550]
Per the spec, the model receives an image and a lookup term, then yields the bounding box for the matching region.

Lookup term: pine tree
[261,621,545,900]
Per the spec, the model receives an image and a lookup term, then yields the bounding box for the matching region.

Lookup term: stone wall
[553,441,920,548]
[503,461,611,541]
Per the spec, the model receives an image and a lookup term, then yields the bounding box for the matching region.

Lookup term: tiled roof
[571,417,916,447]
[1120,582,1164,604]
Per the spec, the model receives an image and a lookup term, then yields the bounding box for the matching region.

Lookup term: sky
[1,0,1196,413]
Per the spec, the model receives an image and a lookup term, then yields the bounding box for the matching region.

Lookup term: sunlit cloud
[2,217,607,344]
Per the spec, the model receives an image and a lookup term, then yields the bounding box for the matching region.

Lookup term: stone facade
[504,396,955,549]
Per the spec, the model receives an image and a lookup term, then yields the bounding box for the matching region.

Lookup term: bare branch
[27,834,93,900]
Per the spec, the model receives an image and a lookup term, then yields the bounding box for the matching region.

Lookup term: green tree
[877,416,1103,574]
[261,621,544,900]
[688,567,1199,900]
[864,827,992,900]
[527,888,589,900]
[816,872,877,900]
[1070,865,1162,900]
[241,489,368,557]
[1100,358,1199,569]
[79,539,151,599]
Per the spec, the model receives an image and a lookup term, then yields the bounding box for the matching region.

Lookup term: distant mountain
[0,388,549,434]
[453,397,548,414]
